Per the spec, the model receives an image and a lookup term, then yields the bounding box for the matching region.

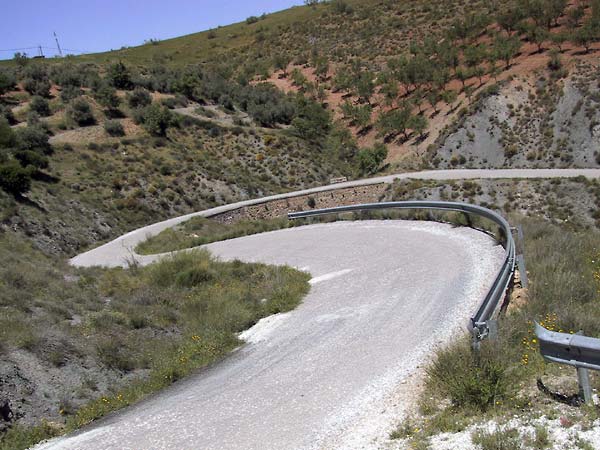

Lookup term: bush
[0,118,16,149]
[106,61,133,90]
[331,0,353,14]
[426,338,510,411]
[175,267,215,287]
[15,126,52,155]
[0,162,31,195]
[59,85,82,103]
[357,142,387,175]
[104,120,125,137]
[29,96,50,117]
[14,150,48,170]
[23,64,51,97]
[0,69,16,95]
[93,84,120,110]
[67,98,95,126]
[23,77,51,98]
[142,103,172,136]
[127,87,152,109]
[0,104,15,125]
[160,95,187,109]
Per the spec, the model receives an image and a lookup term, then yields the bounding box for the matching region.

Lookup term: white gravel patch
[427,415,600,450]
[238,312,291,344]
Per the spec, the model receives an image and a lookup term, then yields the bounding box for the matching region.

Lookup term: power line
[0,47,39,52]
[0,46,91,55]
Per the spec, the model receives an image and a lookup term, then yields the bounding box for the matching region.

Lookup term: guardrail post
[577,367,593,403]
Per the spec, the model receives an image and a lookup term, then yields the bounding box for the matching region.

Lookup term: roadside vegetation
[391,216,600,447]
[135,216,296,254]
[0,231,310,450]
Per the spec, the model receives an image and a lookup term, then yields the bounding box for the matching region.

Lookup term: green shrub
[106,61,133,90]
[29,96,50,117]
[60,85,82,103]
[0,422,61,450]
[0,117,16,149]
[426,338,510,411]
[67,98,95,126]
[175,267,216,287]
[104,120,125,137]
[142,103,172,136]
[0,161,31,195]
[0,68,16,95]
[127,87,152,109]
[357,142,388,175]
[14,150,49,170]
[331,0,354,14]
[0,104,16,125]
[472,426,521,450]
[93,84,120,110]
[15,125,52,155]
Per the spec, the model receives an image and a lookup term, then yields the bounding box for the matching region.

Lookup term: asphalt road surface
[39,221,505,450]
[70,168,600,269]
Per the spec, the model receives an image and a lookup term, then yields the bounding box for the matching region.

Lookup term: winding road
[37,221,504,450]
[71,168,600,269]
[34,168,600,450]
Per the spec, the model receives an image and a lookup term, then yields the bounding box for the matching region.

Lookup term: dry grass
[0,231,310,450]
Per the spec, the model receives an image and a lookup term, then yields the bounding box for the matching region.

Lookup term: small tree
[13,52,28,68]
[29,96,51,117]
[528,26,549,53]
[566,5,585,30]
[464,44,487,68]
[107,61,133,90]
[357,143,388,175]
[497,6,525,36]
[573,24,596,53]
[408,114,428,138]
[376,107,411,139]
[493,35,522,69]
[142,103,172,136]
[441,89,458,106]
[546,0,568,28]
[455,67,471,89]
[67,98,95,126]
[355,71,375,104]
[550,32,568,52]
[273,54,292,76]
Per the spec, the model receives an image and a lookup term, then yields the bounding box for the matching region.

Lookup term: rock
[0,401,13,422]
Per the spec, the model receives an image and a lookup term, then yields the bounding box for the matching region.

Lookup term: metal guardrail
[288,201,516,341]
[535,323,600,403]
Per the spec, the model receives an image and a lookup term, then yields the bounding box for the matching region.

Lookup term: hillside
[2,0,600,448]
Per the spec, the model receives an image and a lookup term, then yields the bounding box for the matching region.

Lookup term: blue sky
[0,0,304,60]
